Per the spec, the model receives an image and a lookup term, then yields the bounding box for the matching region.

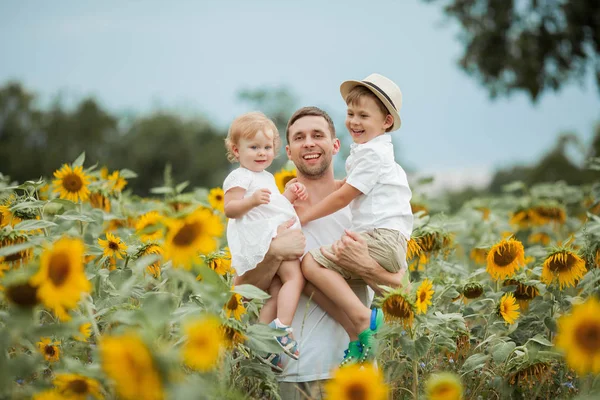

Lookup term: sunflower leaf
[13,220,57,231]
[232,284,270,300]
[461,353,490,374]
[72,151,86,167]
[0,242,34,258]
[119,169,138,179]
[491,341,516,363]
[245,324,287,354]
[150,186,174,195]
[9,200,47,211]
[56,213,96,222]
[176,181,190,194]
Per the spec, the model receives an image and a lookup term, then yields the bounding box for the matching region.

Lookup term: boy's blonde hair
[225,112,281,163]
[345,86,393,133]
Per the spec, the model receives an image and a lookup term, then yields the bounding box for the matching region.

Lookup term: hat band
[362,81,396,110]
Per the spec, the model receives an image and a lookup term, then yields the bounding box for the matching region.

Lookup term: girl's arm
[224,187,270,219]
[299,183,361,225]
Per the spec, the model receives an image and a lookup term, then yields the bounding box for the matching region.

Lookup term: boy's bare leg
[303,282,359,341]
[259,276,282,324]
[277,260,305,326]
[301,253,371,333]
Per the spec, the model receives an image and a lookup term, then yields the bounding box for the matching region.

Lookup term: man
[235,106,407,400]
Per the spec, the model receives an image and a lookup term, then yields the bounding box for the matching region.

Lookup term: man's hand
[251,188,271,206]
[271,217,305,261]
[321,229,373,276]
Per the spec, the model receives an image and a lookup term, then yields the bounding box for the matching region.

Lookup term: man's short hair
[286,106,336,143]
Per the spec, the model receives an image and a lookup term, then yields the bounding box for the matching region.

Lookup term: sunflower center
[173,222,200,247]
[227,296,239,310]
[108,241,120,251]
[575,322,600,352]
[48,252,71,286]
[215,195,223,201]
[45,345,55,356]
[68,379,89,393]
[383,296,412,319]
[419,291,427,302]
[6,282,39,307]
[345,383,367,400]
[63,173,83,193]
[435,384,454,396]
[548,252,575,273]
[492,245,516,267]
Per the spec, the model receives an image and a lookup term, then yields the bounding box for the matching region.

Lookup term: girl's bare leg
[258,276,282,324]
[277,260,305,326]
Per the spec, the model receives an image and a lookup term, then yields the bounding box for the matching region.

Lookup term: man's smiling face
[286,115,340,179]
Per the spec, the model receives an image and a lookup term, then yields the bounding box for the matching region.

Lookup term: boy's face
[286,116,340,179]
[345,96,393,144]
[232,130,275,172]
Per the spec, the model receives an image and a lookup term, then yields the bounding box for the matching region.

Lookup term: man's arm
[320,230,410,295]
[234,218,305,290]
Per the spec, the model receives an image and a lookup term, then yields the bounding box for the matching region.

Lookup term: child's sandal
[269,321,300,360]
[339,340,363,368]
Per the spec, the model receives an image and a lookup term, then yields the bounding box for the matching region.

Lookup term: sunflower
[528,232,551,246]
[74,322,92,342]
[5,280,39,308]
[533,205,566,225]
[274,168,297,193]
[541,249,586,289]
[135,211,164,243]
[33,390,63,400]
[0,262,9,290]
[424,372,463,400]
[107,170,127,193]
[209,249,232,276]
[99,333,164,400]
[30,237,91,321]
[476,206,491,220]
[89,192,111,213]
[52,164,91,203]
[164,208,224,269]
[596,249,600,268]
[555,298,600,375]
[182,316,225,371]
[486,238,525,281]
[98,232,128,260]
[221,324,246,349]
[510,209,539,229]
[407,238,422,260]
[380,289,415,328]
[38,183,50,200]
[208,187,225,213]
[498,293,520,325]
[509,362,553,388]
[325,364,388,400]
[469,247,488,265]
[137,243,163,278]
[54,373,103,399]
[224,292,246,321]
[0,234,32,266]
[462,282,484,300]
[0,204,21,227]
[415,279,434,314]
[503,279,539,311]
[37,337,60,362]
[411,203,428,215]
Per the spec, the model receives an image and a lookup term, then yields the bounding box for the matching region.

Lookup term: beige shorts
[309,228,409,283]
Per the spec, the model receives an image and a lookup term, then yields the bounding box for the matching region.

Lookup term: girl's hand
[251,188,271,206]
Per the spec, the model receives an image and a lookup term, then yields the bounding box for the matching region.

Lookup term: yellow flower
[498,293,520,325]
[138,243,163,278]
[208,187,225,213]
[107,170,127,193]
[164,208,224,269]
[89,192,111,213]
[462,282,484,300]
[411,203,429,215]
[486,238,525,281]
[135,211,164,243]
[98,233,128,260]
[475,206,490,220]
[0,235,32,266]
[510,209,539,229]
[510,362,553,388]
[415,279,434,314]
[533,205,566,225]
[74,322,92,342]
[52,164,91,203]
[528,232,551,246]
[503,279,539,311]
[224,292,246,321]
[541,249,586,290]
[182,316,225,371]
[99,333,164,400]
[30,237,91,321]
[555,297,600,375]
[274,168,297,193]
[53,373,103,399]
[4,280,40,308]
[37,337,60,362]
[425,372,463,400]
[469,247,488,265]
[0,204,21,227]
[33,390,63,400]
[381,290,414,328]
[407,238,422,260]
[221,324,246,349]
[209,249,232,276]
[100,167,109,180]
[324,364,388,400]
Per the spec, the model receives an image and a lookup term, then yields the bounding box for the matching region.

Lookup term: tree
[425,0,600,100]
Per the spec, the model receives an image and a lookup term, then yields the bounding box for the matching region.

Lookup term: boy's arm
[224,187,270,219]
[321,230,411,295]
[298,183,361,225]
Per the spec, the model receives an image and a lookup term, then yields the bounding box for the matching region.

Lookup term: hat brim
[340,80,401,131]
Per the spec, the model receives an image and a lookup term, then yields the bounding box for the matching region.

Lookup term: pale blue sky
[1,0,599,188]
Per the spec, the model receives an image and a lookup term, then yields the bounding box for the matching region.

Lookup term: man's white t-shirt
[278,207,373,382]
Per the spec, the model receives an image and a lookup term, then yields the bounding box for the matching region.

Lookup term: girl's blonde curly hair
[225,112,281,163]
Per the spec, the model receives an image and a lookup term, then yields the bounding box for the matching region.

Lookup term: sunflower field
[1,153,600,400]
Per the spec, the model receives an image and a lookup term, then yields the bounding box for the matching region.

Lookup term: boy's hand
[291,182,308,201]
[251,188,271,206]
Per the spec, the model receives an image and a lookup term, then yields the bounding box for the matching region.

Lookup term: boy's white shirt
[278,206,374,382]
[345,134,413,239]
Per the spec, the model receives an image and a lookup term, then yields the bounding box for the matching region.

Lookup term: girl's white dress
[223,167,300,276]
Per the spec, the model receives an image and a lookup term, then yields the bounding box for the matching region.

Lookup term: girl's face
[232,130,276,172]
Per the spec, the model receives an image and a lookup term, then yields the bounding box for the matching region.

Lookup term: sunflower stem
[410,326,419,400]
[85,295,101,339]
[78,202,84,235]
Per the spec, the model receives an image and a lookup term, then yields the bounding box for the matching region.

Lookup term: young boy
[298,73,413,364]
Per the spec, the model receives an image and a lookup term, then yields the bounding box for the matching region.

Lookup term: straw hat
[340,73,402,131]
